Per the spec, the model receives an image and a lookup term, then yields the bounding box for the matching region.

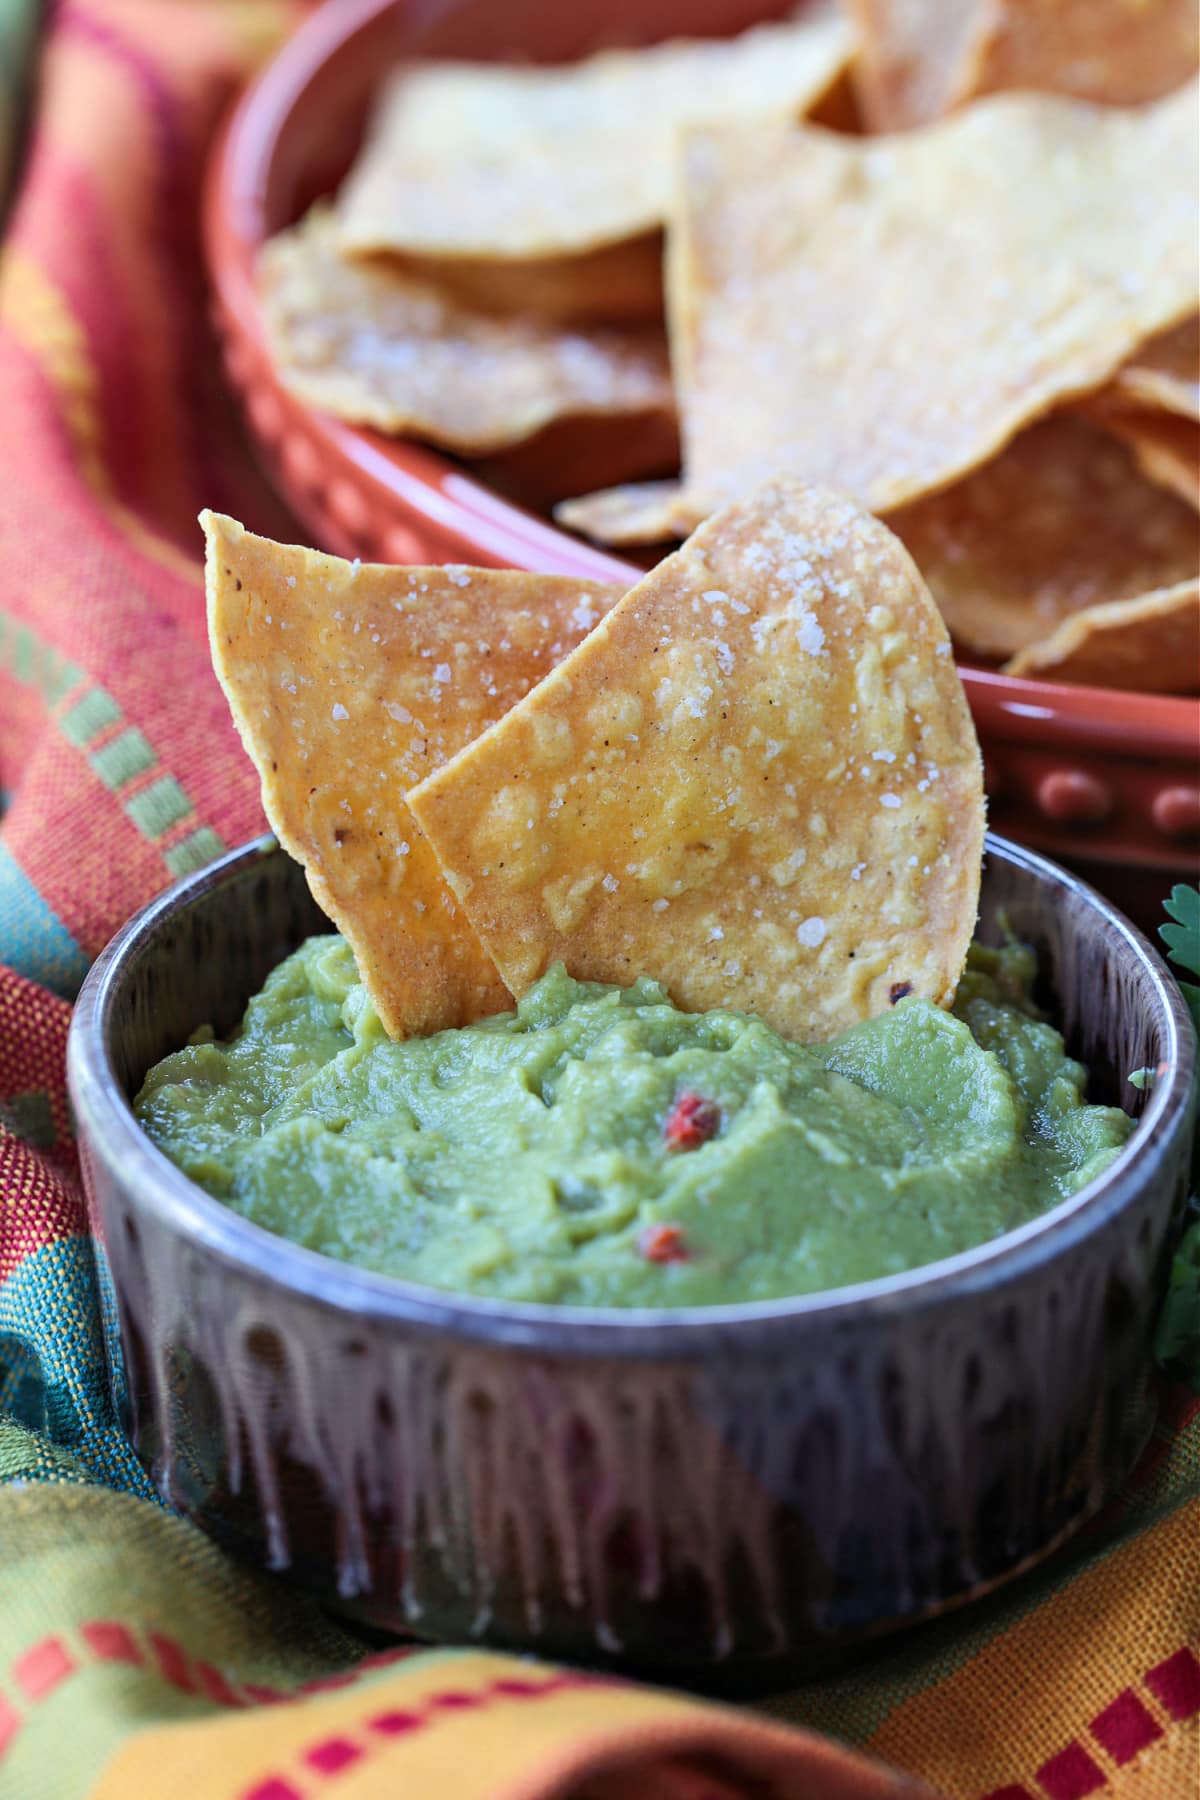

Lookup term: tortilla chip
[554,480,697,547]
[407,480,985,1045]
[395,236,665,327]
[202,512,625,1038]
[1088,409,1200,510]
[1104,317,1199,421]
[848,0,1199,130]
[259,212,674,455]
[476,414,682,515]
[336,9,854,262]
[664,86,1198,522]
[1004,579,1200,693]
[887,417,1200,658]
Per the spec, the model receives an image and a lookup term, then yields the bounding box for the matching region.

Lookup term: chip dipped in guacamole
[135,936,1131,1309]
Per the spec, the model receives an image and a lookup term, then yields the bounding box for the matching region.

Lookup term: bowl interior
[103,836,1169,1145]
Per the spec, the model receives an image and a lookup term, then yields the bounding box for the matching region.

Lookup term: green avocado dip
[135,938,1132,1308]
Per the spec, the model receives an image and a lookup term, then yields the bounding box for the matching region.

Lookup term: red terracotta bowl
[201,0,1200,926]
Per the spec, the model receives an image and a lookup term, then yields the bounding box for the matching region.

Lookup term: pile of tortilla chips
[205,481,985,1043]
[258,2,1199,695]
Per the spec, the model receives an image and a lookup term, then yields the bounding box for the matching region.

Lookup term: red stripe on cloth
[0,1695,20,1759]
[194,1661,246,1708]
[12,1637,76,1702]
[1144,1646,1200,1720]
[242,1782,302,1800]
[146,1632,196,1695]
[367,1709,424,1737]
[303,1737,363,1775]
[1034,1743,1107,1800]
[980,1788,1036,1800]
[1087,1687,1164,1764]
[298,1670,358,1698]
[426,1689,484,1711]
[79,1620,143,1667]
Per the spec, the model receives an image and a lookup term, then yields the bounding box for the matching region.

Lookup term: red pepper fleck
[664,1091,720,1150]
[639,1224,688,1263]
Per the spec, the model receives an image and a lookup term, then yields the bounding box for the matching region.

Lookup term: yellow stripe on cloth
[91,1649,934,1800]
[0,248,201,583]
[861,1497,1200,1798]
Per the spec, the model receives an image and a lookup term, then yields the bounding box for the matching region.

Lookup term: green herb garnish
[1153,884,1200,1388]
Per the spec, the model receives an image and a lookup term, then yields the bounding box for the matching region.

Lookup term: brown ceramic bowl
[67,832,1195,1676]
[201,0,1200,923]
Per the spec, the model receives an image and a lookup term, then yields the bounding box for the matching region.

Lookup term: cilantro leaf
[1152,885,1200,1389]
[1160,884,1200,983]
[1155,1201,1200,1387]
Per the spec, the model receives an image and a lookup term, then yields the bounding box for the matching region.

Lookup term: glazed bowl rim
[67,831,1196,1352]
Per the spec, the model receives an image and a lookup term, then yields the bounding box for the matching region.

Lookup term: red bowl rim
[201,0,1200,756]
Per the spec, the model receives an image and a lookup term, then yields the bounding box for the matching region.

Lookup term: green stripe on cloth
[0,841,89,994]
[89,726,156,792]
[123,773,193,838]
[59,686,122,747]
[163,825,226,877]
[0,605,228,879]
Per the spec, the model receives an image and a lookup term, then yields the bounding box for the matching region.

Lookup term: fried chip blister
[1004,579,1200,692]
[259,212,675,454]
[668,86,1198,521]
[887,417,1200,658]
[202,512,625,1037]
[407,480,985,1045]
[848,0,1199,129]
[335,9,853,264]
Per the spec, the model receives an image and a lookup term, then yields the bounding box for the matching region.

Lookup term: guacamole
[135,939,1132,1307]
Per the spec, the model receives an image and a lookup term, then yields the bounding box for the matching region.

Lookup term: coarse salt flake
[331,702,349,721]
[797,917,826,948]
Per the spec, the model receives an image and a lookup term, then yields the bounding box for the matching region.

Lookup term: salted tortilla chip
[1004,580,1200,693]
[848,0,1199,129]
[887,417,1200,658]
[202,512,625,1038]
[554,480,697,547]
[336,9,853,262]
[407,480,985,1045]
[259,212,674,455]
[1087,410,1200,511]
[664,87,1199,521]
[1104,318,1200,421]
